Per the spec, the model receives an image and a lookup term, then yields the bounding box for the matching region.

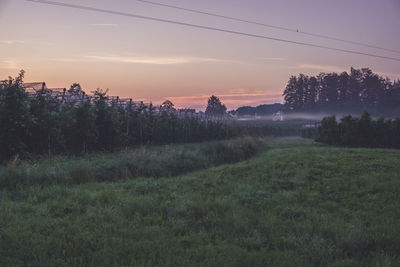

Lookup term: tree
[295,74,307,111]
[384,80,400,114]
[236,106,255,116]
[161,99,175,111]
[283,67,400,116]
[356,112,374,146]
[29,82,61,155]
[338,72,350,110]
[360,68,383,113]
[73,99,97,153]
[315,72,340,111]
[205,95,227,117]
[0,70,33,160]
[347,67,363,111]
[283,76,298,111]
[93,88,120,150]
[317,112,400,148]
[69,83,82,92]
[316,116,339,145]
[338,115,358,146]
[304,76,317,111]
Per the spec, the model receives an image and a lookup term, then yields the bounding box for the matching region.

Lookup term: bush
[316,116,339,145]
[0,137,265,190]
[317,112,400,148]
[202,138,260,165]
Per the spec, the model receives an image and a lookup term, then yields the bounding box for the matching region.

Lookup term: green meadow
[0,137,399,266]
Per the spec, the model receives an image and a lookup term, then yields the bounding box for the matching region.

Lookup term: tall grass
[0,137,264,190]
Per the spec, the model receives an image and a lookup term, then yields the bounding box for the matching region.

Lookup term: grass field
[1,137,399,266]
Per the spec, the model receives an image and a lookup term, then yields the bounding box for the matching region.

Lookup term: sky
[1,0,399,110]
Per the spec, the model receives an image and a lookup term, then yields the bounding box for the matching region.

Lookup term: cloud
[0,40,54,46]
[89,24,118,27]
[84,55,228,65]
[50,57,88,62]
[0,40,25,45]
[0,58,19,70]
[296,64,347,73]
[264,57,286,61]
[229,88,265,94]
[52,55,229,65]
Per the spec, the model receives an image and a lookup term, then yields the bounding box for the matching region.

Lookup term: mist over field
[282,112,398,121]
[239,113,364,122]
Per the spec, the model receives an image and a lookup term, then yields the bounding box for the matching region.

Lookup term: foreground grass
[0,138,399,266]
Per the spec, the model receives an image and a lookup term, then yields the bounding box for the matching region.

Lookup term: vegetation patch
[317,112,400,148]
[0,137,264,190]
[0,138,399,266]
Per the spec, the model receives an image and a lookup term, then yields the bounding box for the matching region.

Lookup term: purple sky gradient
[1,0,399,109]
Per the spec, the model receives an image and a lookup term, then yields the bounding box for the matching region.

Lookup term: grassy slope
[1,138,399,266]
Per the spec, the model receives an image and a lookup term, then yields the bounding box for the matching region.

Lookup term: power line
[25,0,400,62]
[135,0,400,55]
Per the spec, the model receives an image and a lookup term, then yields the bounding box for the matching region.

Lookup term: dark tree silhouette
[161,99,175,112]
[205,95,227,117]
[282,67,400,116]
[283,76,299,111]
[0,70,33,160]
[317,112,400,148]
[234,104,282,117]
[69,83,82,92]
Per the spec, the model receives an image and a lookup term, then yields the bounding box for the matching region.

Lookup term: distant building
[272,111,284,121]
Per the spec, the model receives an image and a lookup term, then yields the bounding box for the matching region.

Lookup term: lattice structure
[0,80,8,91]
[1,80,229,121]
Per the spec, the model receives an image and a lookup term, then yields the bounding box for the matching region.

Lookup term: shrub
[0,137,265,190]
[317,112,400,148]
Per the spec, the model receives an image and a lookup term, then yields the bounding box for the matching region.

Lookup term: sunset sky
[1,0,399,110]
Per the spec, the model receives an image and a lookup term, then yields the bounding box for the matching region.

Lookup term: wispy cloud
[264,57,286,61]
[50,57,88,62]
[89,24,118,27]
[229,88,265,94]
[52,55,229,65]
[0,40,25,45]
[0,58,19,70]
[297,64,347,73]
[0,40,54,46]
[85,55,228,65]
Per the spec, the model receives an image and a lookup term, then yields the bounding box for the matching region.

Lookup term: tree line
[0,71,232,161]
[231,103,282,117]
[317,112,400,148]
[283,67,400,116]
